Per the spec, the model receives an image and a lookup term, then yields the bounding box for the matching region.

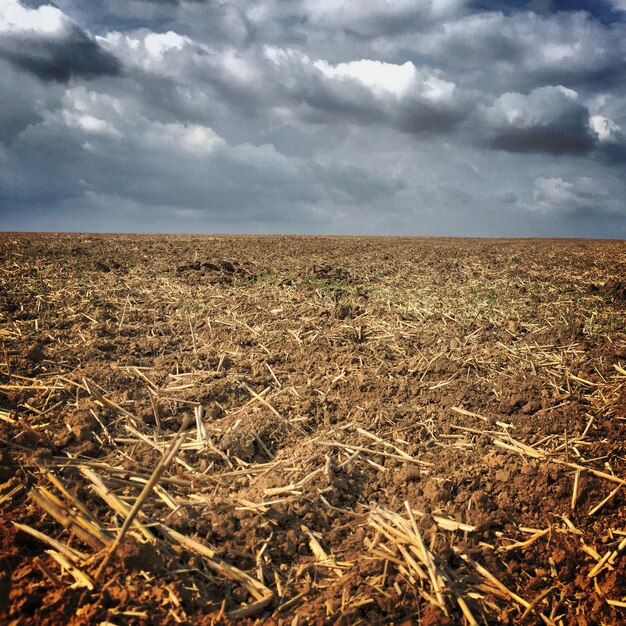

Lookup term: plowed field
[1,234,625,625]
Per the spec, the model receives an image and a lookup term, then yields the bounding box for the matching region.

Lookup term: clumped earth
[0,233,625,625]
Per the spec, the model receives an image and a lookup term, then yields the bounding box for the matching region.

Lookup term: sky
[1,0,625,237]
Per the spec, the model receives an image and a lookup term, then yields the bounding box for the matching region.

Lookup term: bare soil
[0,233,625,625]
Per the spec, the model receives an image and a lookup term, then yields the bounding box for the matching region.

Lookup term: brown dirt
[1,233,625,625]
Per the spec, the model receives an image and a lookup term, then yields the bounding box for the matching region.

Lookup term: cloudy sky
[1,0,625,236]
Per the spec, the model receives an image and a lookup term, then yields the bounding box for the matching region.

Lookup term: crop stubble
[0,233,625,625]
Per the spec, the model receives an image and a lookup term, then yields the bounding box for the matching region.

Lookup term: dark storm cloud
[0,1,122,82]
[482,86,596,154]
[591,117,626,162]
[490,127,592,154]
[601,143,626,163]
[470,0,623,23]
[0,24,122,81]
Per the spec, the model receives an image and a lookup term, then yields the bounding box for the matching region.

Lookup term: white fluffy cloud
[590,115,624,143]
[262,48,469,133]
[99,30,195,72]
[313,59,420,98]
[0,0,68,34]
[64,85,225,157]
[531,176,622,216]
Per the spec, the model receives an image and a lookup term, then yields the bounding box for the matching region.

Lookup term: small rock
[209,405,224,420]
[25,343,45,363]
[334,304,352,320]
[522,400,540,415]
[495,469,510,482]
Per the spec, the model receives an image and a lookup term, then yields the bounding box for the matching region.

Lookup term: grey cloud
[0,60,64,143]
[97,13,625,151]
[310,65,466,134]
[605,1,626,13]
[96,32,269,131]
[2,0,626,237]
[100,33,471,137]
[498,191,518,204]
[302,0,465,38]
[91,30,616,158]
[147,0,466,53]
[243,51,471,135]
[135,1,208,3]
[601,143,626,163]
[2,77,419,234]
[105,2,626,96]
[396,95,468,134]
[102,0,257,48]
[2,88,352,224]
[312,161,406,203]
[404,10,626,94]
[482,86,595,154]
[599,139,626,164]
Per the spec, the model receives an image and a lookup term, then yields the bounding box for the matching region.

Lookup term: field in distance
[1,233,625,625]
